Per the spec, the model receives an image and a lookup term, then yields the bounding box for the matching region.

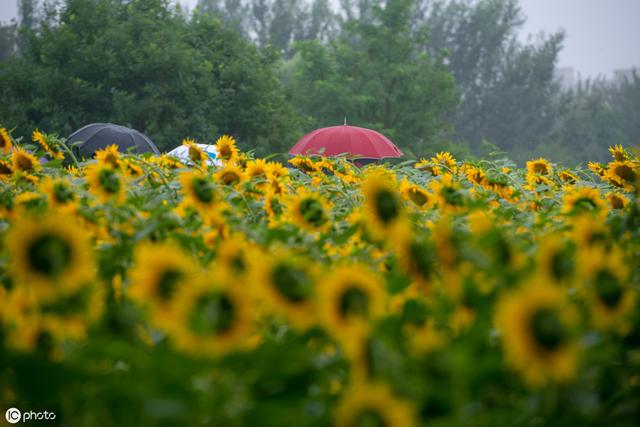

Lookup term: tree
[537,73,640,165]
[285,0,457,156]
[415,0,564,156]
[0,22,17,61]
[0,0,297,153]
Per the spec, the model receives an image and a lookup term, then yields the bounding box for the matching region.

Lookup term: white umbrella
[167,144,222,166]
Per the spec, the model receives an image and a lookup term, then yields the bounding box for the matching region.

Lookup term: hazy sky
[1,0,638,77]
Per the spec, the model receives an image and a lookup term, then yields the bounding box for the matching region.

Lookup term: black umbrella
[67,123,160,159]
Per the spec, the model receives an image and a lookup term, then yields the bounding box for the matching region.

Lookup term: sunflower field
[1,127,639,426]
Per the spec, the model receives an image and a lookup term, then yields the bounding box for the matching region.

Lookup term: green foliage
[284,0,458,157]
[417,0,564,157]
[0,0,297,153]
[525,74,640,166]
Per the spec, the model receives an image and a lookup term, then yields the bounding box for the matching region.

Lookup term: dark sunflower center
[272,263,311,303]
[298,160,315,172]
[610,196,624,209]
[0,162,11,174]
[408,189,428,207]
[98,168,121,194]
[530,308,566,351]
[54,182,75,203]
[533,163,548,174]
[550,248,574,281]
[221,171,240,185]
[614,164,635,182]
[220,146,231,159]
[595,269,623,309]
[409,240,434,279]
[374,189,399,224]
[189,292,235,336]
[340,286,370,319]
[157,269,183,301]
[17,154,35,171]
[230,254,246,273]
[353,408,387,427]
[27,233,72,278]
[300,198,326,227]
[192,177,215,203]
[573,197,597,212]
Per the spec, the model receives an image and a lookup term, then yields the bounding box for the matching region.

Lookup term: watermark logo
[5,408,21,424]
[3,406,57,424]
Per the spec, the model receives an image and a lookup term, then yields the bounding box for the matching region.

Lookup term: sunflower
[158,154,185,170]
[606,192,629,210]
[558,170,578,185]
[264,190,286,227]
[128,242,200,329]
[251,249,318,329]
[215,235,258,277]
[168,267,253,358]
[289,156,319,173]
[609,144,629,162]
[399,179,433,210]
[570,215,607,249]
[429,173,466,211]
[495,279,578,387]
[215,164,246,187]
[179,170,219,212]
[335,382,415,427]
[246,159,269,180]
[266,161,290,181]
[5,213,94,302]
[606,161,637,191]
[462,165,487,186]
[0,126,12,154]
[587,161,607,178]
[32,130,64,161]
[202,209,230,242]
[182,138,207,167]
[318,264,386,350]
[414,158,441,176]
[85,163,126,204]
[535,235,575,286]
[37,280,105,342]
[287,189,332,233]
[433,151,457,173]
[402,306,447,356]
[362,172,407,238]
[11,148,41,174]
[393,233,438,291]
[214,134,239,164]
[525,172,555,188]
[561,186,605,216]
[95,144,122,169]
[40,177,76,209]
[526,158,552,176]
[0,158,12,179]
[580,246,635,333]
[123,159,144,177]
[2,290,63,357]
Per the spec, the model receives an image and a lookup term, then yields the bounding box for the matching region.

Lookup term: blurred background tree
[0,0,637,162]
[0,0,297,153]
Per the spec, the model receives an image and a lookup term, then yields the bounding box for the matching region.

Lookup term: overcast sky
[1,0,638,77]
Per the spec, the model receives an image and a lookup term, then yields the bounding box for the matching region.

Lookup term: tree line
[0,0,637,163]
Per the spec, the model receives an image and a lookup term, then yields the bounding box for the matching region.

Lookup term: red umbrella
[289,125,403,159]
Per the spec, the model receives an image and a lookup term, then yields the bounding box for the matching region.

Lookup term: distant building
[554,67,576,90]
[613,67,638,84]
